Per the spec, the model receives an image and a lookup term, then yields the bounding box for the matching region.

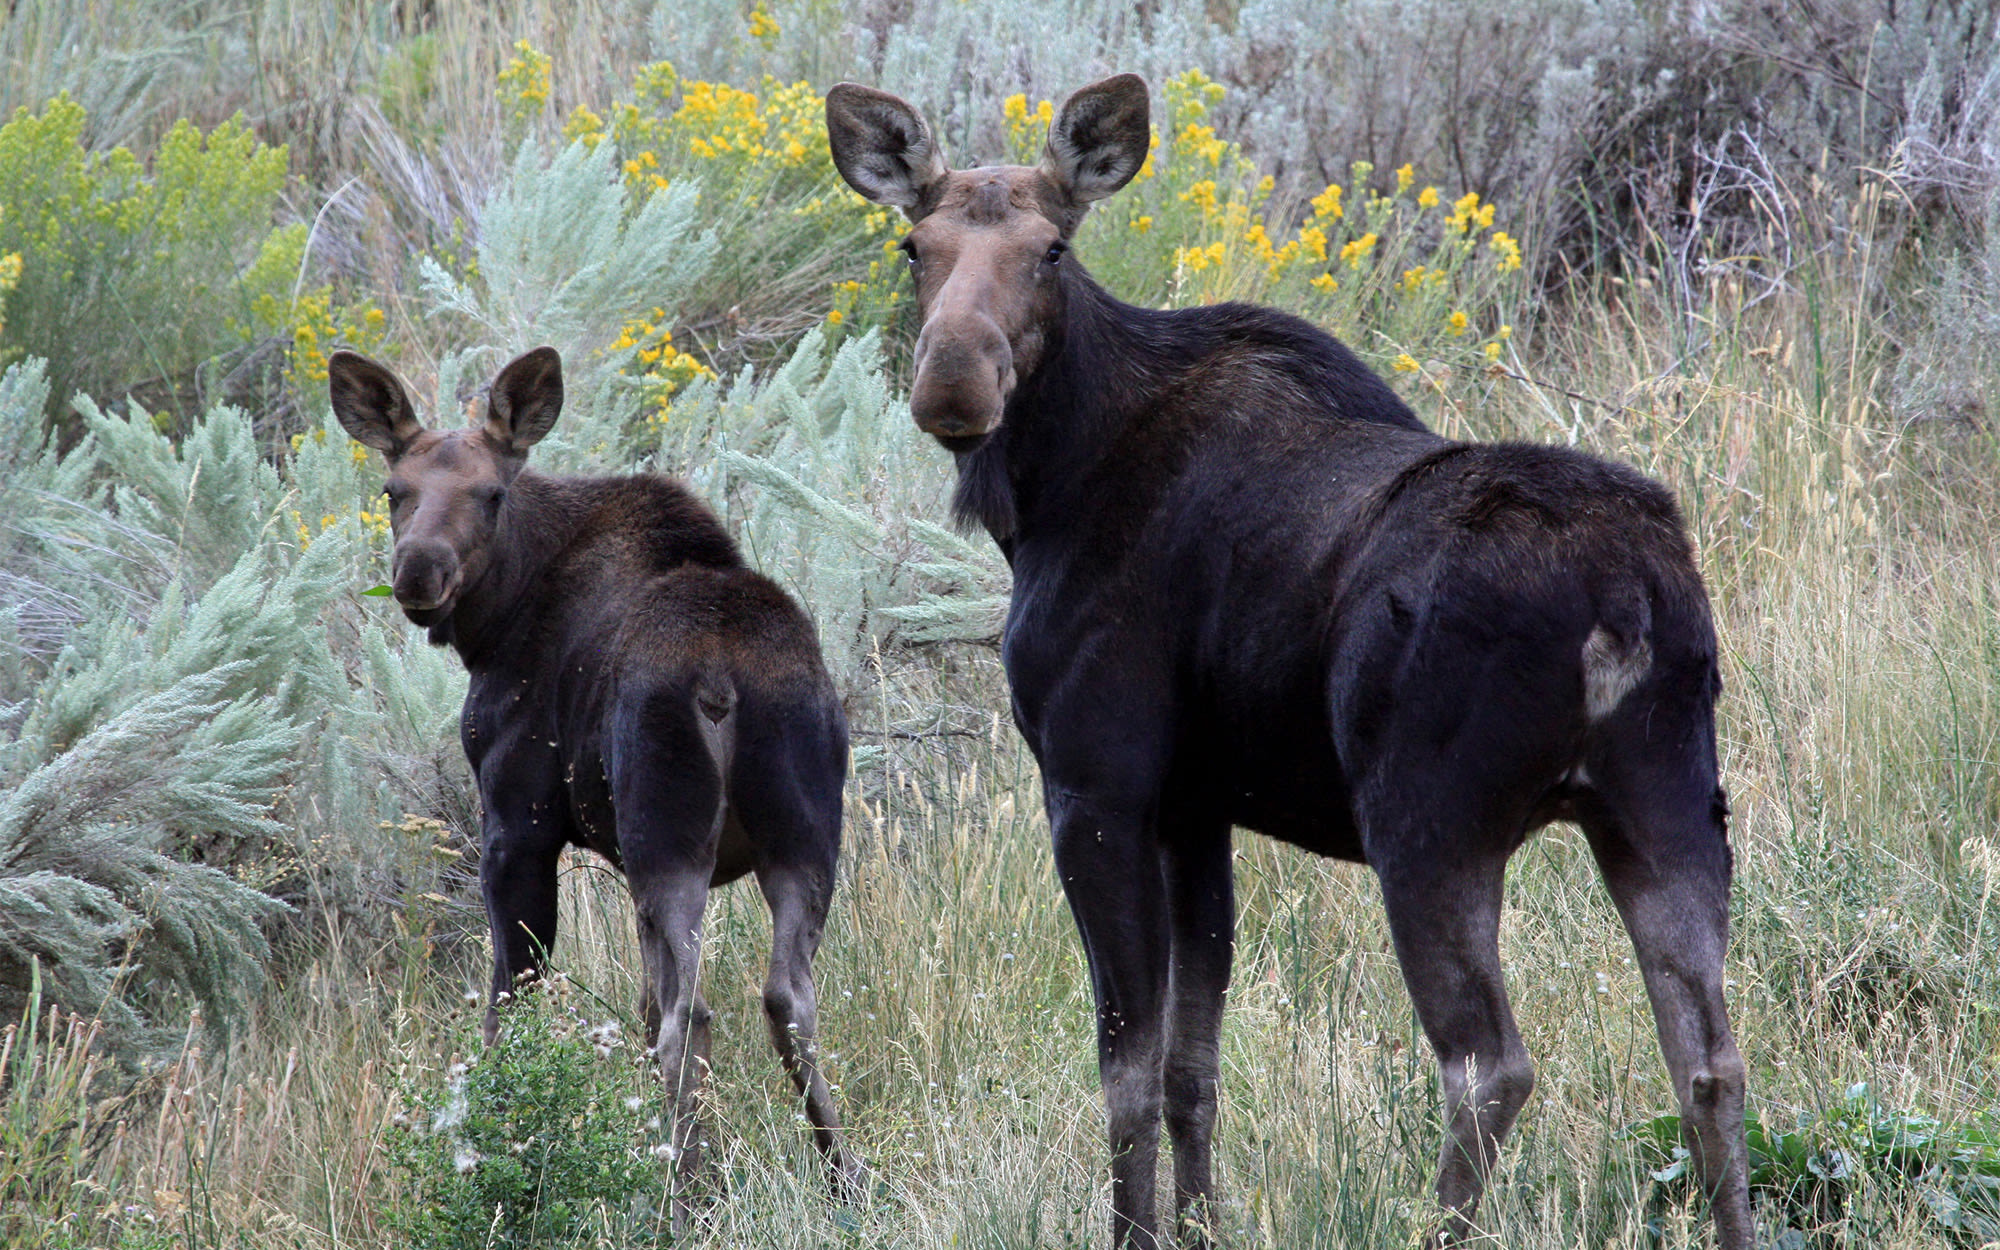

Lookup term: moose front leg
[1161,820,1234,1248]
[478,790,564,1045]
[1050,785,1170,1250]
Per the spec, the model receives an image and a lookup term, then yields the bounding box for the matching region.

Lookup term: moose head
[826,75,1150,446]
[328,346,563,628]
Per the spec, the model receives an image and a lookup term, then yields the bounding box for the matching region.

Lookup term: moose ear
[1042,74,1151,209]
[485,346,563,454]
[826,83,949,214]
[328,351,424,457]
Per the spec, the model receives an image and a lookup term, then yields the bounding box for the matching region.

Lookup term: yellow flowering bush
[0,95,310,416]
[286,425,392,552]
[236,225,391,391]
[478,46,899,381]
[560,58,836,191]
[0,245,20,347]
[605,306,716,423]
[748,1,781,48]
[497,39,553,137]
[1065,70,1526,385]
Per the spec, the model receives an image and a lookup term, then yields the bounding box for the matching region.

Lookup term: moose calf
[330,347,862,1205]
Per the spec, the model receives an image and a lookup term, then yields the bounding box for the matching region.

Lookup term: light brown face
[826,75,1151,447]
[328,347,564,626]
[897,167,1070,444]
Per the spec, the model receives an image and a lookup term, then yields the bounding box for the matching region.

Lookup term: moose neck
[950,264,1178,544]
[421,470,574,666]
[949,261,1430,550]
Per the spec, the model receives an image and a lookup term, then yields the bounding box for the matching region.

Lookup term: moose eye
[1044,242,1067,266]
[382,483,405,506]
[898,237,920,268]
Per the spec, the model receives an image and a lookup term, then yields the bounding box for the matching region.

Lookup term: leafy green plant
[385,980,666,1250]
[1621,1084,2000,1244]
[0,96,298,425]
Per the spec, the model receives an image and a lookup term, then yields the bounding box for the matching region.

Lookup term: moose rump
[328,347,862,1210]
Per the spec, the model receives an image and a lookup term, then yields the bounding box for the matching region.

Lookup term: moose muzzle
[909,312,1015,441]
[392,540,463,616]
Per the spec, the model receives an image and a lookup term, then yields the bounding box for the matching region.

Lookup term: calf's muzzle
[392,540,463,615]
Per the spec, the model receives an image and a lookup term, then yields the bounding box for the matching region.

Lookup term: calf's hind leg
[618,695,732,1220]
[758,861,865,1196]
[627,860,716,1217]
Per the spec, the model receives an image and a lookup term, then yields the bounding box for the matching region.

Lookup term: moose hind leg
[1048,788,1171,1250]
[1373,845,1534,1244]
[759,861,865,1198]
[1581,797,1751,1249]
[617,694,734,1222]
[629,862,714,1215]
[1161,823,1233,1248]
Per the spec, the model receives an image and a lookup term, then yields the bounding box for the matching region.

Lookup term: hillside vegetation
[0,1,1996,1246]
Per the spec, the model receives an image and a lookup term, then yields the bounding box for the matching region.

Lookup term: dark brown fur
[329,347,863,1215]
[829,76,1751,1249]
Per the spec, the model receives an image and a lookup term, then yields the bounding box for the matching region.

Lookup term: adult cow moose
[826,76,1751,1248]
[328,347,864,1213]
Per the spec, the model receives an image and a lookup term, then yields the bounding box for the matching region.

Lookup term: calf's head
[826,75,1150,446]
[328,347,563,628]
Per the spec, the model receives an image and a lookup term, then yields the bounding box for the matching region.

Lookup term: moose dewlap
[828,74,1751,1250]
[328,347,863,1213]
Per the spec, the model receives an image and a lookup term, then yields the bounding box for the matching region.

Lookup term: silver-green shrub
[0,349,485,1048]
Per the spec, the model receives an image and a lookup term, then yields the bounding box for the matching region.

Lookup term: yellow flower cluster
[608,306,715,423]
[1446,191,1496,234]
[237,227,386,388]
[239,229,386,389]
[1065,67,1527,388]
[1400,265,1443,293]
[566,63,828,189]
[284,468,389,549]
[825,260,905,331]
[748,2,781,47]
[289,294,389,386]
[359,493,393,538]
[1179,122,1227,167]
[1338,232,1378,269]
[498,39,553,131]
[1003,93,1056,163]
[1164,68,1227,120]
[1174,242,1229,273]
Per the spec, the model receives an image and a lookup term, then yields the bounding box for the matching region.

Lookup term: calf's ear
[825,83,948,215]
[1043,74,1151,211]
[328,351,424,457]
[485,346,564,454]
